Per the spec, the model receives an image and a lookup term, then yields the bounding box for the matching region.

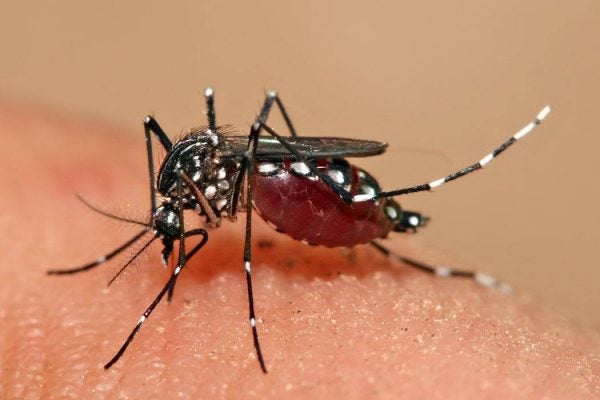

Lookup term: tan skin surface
[1,102,598,400]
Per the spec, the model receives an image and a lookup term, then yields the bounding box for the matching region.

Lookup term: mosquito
[48,88,551,372]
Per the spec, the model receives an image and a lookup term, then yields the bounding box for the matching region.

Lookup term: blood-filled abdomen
[252,158,402,247]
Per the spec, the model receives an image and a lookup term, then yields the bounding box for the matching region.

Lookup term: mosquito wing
[222,136,388,160]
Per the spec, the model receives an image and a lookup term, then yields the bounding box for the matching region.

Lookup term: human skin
[0,101,598,400]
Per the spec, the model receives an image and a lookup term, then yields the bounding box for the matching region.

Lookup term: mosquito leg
[179,170,221,227]
[166,169,221,303]
[204,88,218,132]
[104,172,208,369]
[144,116,173,152]
[229,90,302,215]
[240,133,268,373]
[166,227,209,302]
[164,171,207,303]
[237,89,300,136]
[271,92,299,137]
[258,123,353,203]
[48,114,172,275]
[254,90,298,137]
[227,91,271,215]
[103,230,207,368]
[144,114,180,301]
[362,106,552,201]
[370,241,512,293]
[144,116,173,215]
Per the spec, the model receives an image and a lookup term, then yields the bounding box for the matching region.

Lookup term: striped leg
[241,130,268,373]
[354,106,552,201]
[104,173,209,369]
[103,229,208,369]
[370,241,512,293]
[203,88,298,137]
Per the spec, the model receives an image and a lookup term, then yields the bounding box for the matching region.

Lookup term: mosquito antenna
[107,235,159,286]
[356,106,551,201]
[76,194,148,226]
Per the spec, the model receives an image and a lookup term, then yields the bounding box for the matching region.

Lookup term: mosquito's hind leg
[369,106,551,201]
[258,123,354,203]
[370,240,511,293]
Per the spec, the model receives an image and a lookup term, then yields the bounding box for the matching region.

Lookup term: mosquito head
[153,203,181,238]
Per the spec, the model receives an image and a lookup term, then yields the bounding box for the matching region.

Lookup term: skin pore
[0,101,598,399]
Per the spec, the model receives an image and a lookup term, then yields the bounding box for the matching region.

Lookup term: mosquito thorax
[156,127,242,220]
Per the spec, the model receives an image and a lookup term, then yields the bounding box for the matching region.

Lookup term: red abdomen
[252,158,402,247]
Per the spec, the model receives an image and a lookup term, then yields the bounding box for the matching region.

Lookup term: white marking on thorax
[217,180,230,191]
[166,212,176,225]
[216,198,228,210]
[204,185,217,200]
[193,155,201,168]
[206,129,219,146]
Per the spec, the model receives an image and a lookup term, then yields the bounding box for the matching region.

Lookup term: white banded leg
[354,106,551,201]
[370,241,512,293]
[204,88,217,132]
[103,172,208,369]
[103,229,208,369]
[242,134,268,373]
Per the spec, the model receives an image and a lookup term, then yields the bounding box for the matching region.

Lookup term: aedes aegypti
[48,88,551,372]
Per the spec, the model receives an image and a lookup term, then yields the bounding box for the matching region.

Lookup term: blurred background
[1,1,598,326]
